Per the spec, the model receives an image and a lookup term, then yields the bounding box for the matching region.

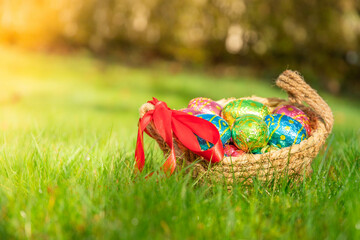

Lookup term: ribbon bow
[135,98,224,175]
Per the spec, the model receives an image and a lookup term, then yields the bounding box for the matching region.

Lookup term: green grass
[0,46,359,239]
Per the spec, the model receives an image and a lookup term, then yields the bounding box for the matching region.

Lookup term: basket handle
[276,70,334,135]
[139,103,155,118]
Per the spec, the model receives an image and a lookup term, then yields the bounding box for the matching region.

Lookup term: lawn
[0,46,359,239]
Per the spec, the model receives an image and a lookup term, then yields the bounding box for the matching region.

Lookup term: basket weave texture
[139,70,334,184]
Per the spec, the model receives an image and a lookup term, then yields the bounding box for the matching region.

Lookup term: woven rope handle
[276,70,334,135]
[139,103,154,118]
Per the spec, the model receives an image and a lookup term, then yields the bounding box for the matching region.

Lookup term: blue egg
[196,114,231,150]
[264,114,308,149]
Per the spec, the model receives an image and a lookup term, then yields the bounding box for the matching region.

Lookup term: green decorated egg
[222,99,270,127]
[231,114,268,152]
[252,145,281,154]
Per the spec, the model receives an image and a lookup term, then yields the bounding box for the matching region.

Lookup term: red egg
[224,144,245,157]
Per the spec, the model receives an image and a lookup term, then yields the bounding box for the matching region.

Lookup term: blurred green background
[1,0,359,96]
[1,1,360,239]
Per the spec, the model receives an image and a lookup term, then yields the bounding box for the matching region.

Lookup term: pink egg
[224,144,245,157]
[178,108,203,115]
[188,97,222,115]
[273,105,311,136]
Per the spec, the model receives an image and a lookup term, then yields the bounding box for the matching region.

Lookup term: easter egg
[196,114,231,150]
[178,108,203,115]
[264,114,308,149]
[188,97,222,115]
[252,145,281,154]
[273,105,311,136]
[231,115,268,152]
[224,144,245,157]
[222,99,270,127]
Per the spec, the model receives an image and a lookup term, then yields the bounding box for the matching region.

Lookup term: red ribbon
[135,98,224,175]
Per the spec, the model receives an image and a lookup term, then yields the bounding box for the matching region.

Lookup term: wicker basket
[139,70,334,184]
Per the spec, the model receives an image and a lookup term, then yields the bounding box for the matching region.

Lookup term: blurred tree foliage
[0,0,359,95]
